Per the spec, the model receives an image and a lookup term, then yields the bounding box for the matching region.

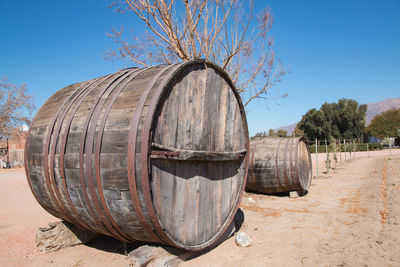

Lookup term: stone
[36,221,96,253]
[289,191,299,198]
[235,232,251,247]
[128,245,182,267]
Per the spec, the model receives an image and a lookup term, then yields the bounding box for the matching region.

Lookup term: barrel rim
[142,59,249,251]
[296,136,312,192]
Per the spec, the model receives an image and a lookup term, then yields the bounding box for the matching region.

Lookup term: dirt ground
[1,149,399,267]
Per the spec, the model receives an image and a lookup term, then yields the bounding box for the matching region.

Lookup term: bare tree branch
[107,0,287,106]
[0,77,35,138]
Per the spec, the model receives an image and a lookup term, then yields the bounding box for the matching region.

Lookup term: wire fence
[309,138,399,178]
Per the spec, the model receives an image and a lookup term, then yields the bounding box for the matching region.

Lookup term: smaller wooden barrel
[247,137,312,194]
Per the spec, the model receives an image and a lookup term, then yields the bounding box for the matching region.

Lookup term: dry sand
[0,149,399,266]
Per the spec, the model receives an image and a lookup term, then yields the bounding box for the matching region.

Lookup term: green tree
[334,99,367,140]
[268,129,276,137]
[277,129,287,137]
[297,99,367,141]
[296,108,328,140]
[366,108,400,139]
[251,131,267,140]
[292,127,304,137]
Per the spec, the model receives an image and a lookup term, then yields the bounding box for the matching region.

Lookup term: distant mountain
[365,97,400,125]
[274,123,297,135]
[274,97,400,135]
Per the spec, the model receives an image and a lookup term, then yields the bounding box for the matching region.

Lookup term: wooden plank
[155,159,176,238]
[170,164,186,244]
[150,159,163,226]
[177,66,191,149]
[99,168,130,191]
[220,162,232,225]
[202,162,214,244]
[211,164,223,238]
[150,143,246,161]
[64,168,82,188]
[190,67,205,151]
[229,160,241,210]
[99,153,127,169]
[216,73,227,152]
[183,164,200,245]
[69,187,106,234]
[27,136,45,154]
[224,85,236,152]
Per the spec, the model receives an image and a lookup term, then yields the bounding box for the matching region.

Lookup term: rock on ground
[36,221,96,253]
[235,232,251,247]
[128,245,182,267]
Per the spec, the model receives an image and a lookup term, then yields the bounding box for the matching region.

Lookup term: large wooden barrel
[247,137,312,195]
[25,60,249,251]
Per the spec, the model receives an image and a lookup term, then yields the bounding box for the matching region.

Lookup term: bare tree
[0,77,35,138]
[107,0,287,106]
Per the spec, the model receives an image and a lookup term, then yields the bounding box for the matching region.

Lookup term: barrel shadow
[151,159,242,181]
[162,208,245,261]
[85,208,245,261]
[85,235,140,255]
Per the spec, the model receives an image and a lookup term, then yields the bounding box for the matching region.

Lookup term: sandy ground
[0,149,399,266]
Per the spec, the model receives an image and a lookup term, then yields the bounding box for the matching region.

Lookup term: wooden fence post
[315,138,319,178]
[325,139,329,174]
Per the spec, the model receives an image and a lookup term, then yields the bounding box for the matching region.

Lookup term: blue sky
[1,0,399,136]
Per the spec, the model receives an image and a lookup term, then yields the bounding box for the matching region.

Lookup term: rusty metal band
[24,120,40,208]
[250,148,256,184]
[43,83,91,225]
[275,138,283,188]
[289,138,296,187]
[283,138,290,187]
[82,70,135,241]
[241,139,250,193]
[127,64,177,244]
[48,82,95,230]
[306,138,313,188]
[140,63,184,246]
[58,80,105,232]
[24,114,61,219]
[294,137,301,191]
[88,68,146,241]
[94,68,149,242]
[78,72,129,237]
[298,137,312,190]
[60,75,111,234]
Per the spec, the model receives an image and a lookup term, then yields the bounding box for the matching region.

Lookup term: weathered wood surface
[25,60,249,251]
[151,142,246,161]
[247,137,312,195]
